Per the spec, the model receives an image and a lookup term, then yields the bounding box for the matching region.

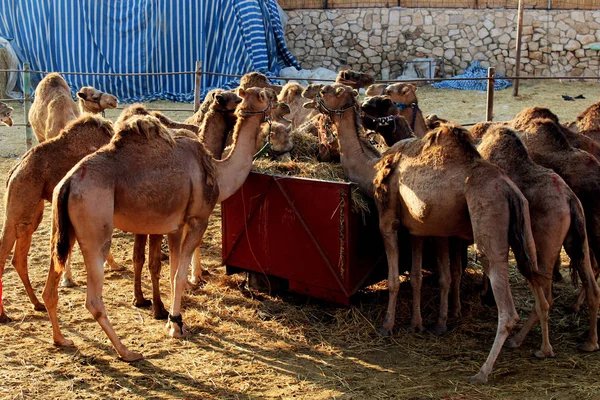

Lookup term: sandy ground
[0,81,599,399]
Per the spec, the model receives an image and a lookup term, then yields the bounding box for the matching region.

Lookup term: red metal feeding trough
[222,171,387,305]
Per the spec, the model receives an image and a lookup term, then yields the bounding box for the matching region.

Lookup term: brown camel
[239,71,283,94]
[384,83,427,138]
[335,69,375,89]
[0,102,13,126]
[365,83,387,97]
[44,87,272,360]
[361,95,414,146]
[478,125,599,352]
[29,73,118,143]
[254,121,293,161]
[520,119,600,306]
[0,115,123,322]
[314,83,550,382]
[566,101,600,132]
[76,86,118,114]
[278,82,315,130]
[184,89,225,126]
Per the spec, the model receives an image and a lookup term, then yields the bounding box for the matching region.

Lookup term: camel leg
[409,236,424,333]
[572,252,598,313]
[431,237,450,335]
[0,221,18,322]
[449,238,463,318]
[167,218,207,338]
[60,251,76,288]
[148,234,168,320]
[189,246,207,286]
[104,250,124,272]
[468,253,519,383]
[132,234,151,308]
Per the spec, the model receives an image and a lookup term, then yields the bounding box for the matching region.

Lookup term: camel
[0,102,13,126]
[278,82,316,130]
[184,89,225,126]
[254,121,293,161]
[0,114,124,322]
[150,111,200,135]
[239,71,283,94]
[76,86,118,114]
[365,83,387,97]
[361,95,414,146]
[384,83,428,138]
[314,84,550,382]
[520,118,600,306]
[566,101,600,132]
[478,125,599,352]
[43,87,272,360]
[29,73,118,143]
[335,69,375,89]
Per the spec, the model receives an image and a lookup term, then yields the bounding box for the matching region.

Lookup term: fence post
[22,62,34,150]
[513,0,524,97]
[486,67,495,121]
[194,60,202,113]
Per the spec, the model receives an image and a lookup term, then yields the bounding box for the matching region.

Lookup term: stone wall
[284,8,600,79]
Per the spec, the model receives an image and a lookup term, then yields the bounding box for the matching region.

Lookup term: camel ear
[76,92,86,100]
[215,94,226,106]
[303,101,316,109]
[352,89,358,97]
[335,87,345,96]
[238,88,246,98]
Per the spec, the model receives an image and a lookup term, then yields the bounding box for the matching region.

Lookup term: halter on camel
[395,101,419,132]
[238,101,272,161]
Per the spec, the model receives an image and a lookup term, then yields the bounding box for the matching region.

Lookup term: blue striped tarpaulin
[0,0,299,103]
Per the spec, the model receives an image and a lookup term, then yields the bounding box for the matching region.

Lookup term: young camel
[44,87,272,360]
[76,86,118,114]
[0,115,121,321]
[278,82,315,130]
[29,73,118,142]
[335,69,375,89]
[361,95,414,146]
[0,102,13,126]
[314,84,550,382]
[478,126,599,352]
[384,83,427,138]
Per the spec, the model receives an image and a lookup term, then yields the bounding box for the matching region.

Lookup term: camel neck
[333,109,379,198]
[399,106,426,138]
[201,110,228,158]
[214,113,263,203]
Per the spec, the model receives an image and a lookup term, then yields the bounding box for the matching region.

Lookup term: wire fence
[278,0,600,9]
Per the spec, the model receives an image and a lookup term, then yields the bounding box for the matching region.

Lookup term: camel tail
[506,186,546,286]
[563,195,589,287]
[52,178,74,271]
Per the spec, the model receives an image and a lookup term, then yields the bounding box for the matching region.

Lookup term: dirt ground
[1,80,600,399]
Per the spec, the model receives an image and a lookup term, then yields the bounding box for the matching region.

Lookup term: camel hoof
[168,322,190,338]
[506,338,520,349]
[534,349,555,359]
[377,326,392,337]
[467,372,488,384]
[120,351,144,362]
[60,277,76,288]
[428,325,448,336]
[54,337,74,347]
[33,302,46,312]
[408,324,425,334]
[0,312,12,323]
[187,278,206,288]
[134,299,152,309]
[160,251,169,261]
[105,261,126,272]
[154,307,169,321]
[578,342,599,352]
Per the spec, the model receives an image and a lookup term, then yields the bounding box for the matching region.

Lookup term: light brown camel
[29,73,118,143]
[520,118,600,310]
[76,86,118,114]
[478,125,599,352]
[384,83,427,138]
[360,95,414,146]
[0,102,13,126]
[184,88,224,126]
[365,83,387,97]
[150,111,200,135]
[239,71,283,94]
[255,121,293,161]
[44,87,272,360]
[278,82,315,130]
[335,69,375,89]
[314,83,550,382]
[0,115,122,322]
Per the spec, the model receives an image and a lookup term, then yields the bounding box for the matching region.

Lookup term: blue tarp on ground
[433,61,512,91]
[0,0,300,102]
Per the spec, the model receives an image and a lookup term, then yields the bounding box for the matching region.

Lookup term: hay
[0,48,8,98]
[289,131,319,161]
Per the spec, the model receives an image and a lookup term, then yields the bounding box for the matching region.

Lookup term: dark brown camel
[361,95,414,146]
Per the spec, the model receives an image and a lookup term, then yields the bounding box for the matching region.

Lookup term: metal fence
[277,0,599,9]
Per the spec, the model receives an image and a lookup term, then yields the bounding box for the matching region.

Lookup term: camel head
[361,96,397,118]
[478,125,532,163]
[512,106,559,131]
[236,87,273,118]
[385,83,418,105]
[336,69,375,89]
[271,101,291,124]
[424,114,449,131]
[212,91,242,112]
[258,121,293,156]
[77,86,119,113]
[365,83,387,97]
[0,102,14,127]
[300,84,323,110]
[239,71,281,95]
[278,81,304,103]
[314,83,358,114]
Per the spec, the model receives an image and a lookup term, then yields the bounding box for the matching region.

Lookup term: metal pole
[513,0,524,97]
[23,62,34,150]
[486,67,495,121]
[193,60,202,113]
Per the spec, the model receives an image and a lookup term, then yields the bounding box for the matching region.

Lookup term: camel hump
[62,114,114,139]
[523,118,573,151]
[425,123,480,160]
[40,73,70,89]
[116,103,152,123]
[479,125,532,164]
[115,115,176,147]
[512,106,559,131]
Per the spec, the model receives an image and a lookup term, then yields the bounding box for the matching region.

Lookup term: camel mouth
[0,116,13,127]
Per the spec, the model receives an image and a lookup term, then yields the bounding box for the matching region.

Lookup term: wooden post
[513,0,524,97]
[22,62,34,150]
[193,60,202,113]
[486,67,495,121]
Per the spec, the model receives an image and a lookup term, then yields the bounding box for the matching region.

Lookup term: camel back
[113,115,176,147]
[512,106,559,131]
[523,119,573,152]
[575,102,600,131]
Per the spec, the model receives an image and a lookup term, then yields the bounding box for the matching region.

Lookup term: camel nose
[1,116,13,127]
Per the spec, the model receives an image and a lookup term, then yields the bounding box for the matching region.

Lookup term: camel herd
[1,70,600,383]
